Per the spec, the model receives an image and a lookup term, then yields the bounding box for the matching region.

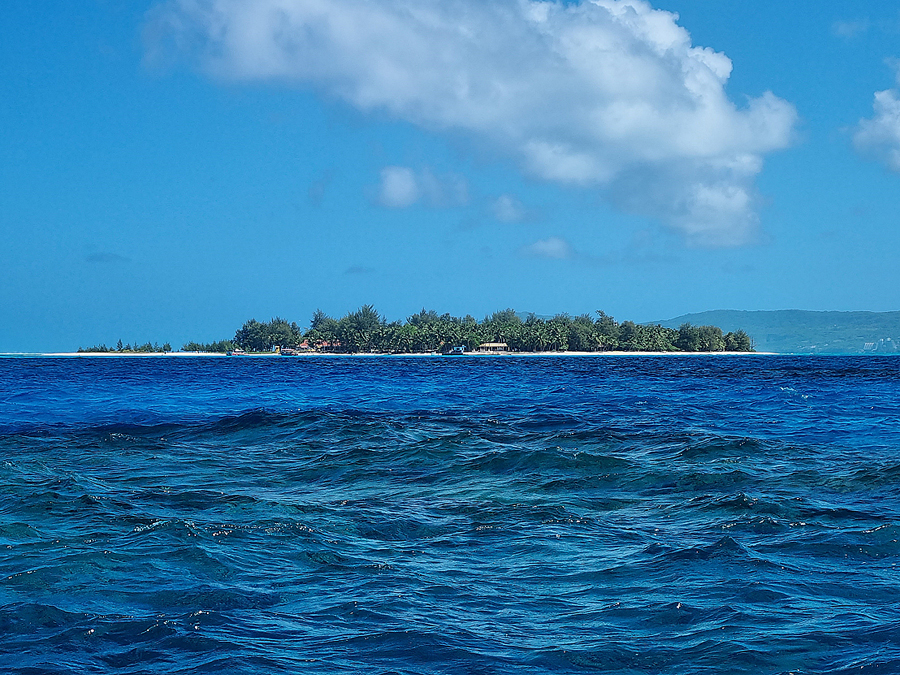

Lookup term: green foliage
[80,310,757,356]
[233,317,302,352]
[618,322,678,352]
[488,308,521,326]
[338,305,383,353]
[77,340,173,353]
[177,307,753,355]
[724,329,752,352]
[182,340,234,353]
[77,344,110,353]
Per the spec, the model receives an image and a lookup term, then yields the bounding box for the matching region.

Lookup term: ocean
[1,355,898,674]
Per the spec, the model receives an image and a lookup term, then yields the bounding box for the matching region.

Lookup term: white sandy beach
[17,350,776,357]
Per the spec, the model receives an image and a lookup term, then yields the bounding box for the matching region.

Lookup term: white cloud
[148,0,797,246]
[492,194,528,223]
[378,166,420,208]
[854,64,900,172]
[832,19,869,39]
[522,236,574,259]
[377,166,468,208]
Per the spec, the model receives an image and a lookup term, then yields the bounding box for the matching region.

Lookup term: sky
[2,0,900,352]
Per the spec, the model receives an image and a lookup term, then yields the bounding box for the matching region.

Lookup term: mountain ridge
[650,310,900,354]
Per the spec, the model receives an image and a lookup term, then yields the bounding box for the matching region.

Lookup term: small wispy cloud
[832,19,869,39]
[491,194,529,223]
[378,166,419,208]
[377,166,468,209]
[589,228,680,266]
[521,237,574,260]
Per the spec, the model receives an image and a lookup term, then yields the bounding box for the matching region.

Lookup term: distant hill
[650,310,900,354]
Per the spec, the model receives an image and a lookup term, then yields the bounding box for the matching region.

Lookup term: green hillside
[652,310,900,354]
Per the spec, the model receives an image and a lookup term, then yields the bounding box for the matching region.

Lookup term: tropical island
[81,306,751,355]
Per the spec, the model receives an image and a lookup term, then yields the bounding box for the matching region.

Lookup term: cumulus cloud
[147,0,797,246]
[522,236,574,259]
[377,166,468,208]
[854,64,900,172]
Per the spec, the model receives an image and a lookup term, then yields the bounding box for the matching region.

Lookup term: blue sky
[2,0,900,351]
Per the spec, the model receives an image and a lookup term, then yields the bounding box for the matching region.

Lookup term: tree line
[179,307,753,354]
[78,340,172,353]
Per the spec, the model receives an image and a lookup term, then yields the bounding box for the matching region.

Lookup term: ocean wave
[1,356,899,673]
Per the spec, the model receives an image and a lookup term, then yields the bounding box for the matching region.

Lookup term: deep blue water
[1,355,899,674]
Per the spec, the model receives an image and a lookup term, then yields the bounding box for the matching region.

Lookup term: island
[141,307,752,355]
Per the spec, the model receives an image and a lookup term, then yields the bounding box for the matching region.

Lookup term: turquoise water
[1,356,898,673]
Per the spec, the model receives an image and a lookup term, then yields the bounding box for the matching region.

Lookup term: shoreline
[6,350,782,357]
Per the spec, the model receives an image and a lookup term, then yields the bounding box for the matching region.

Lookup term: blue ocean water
[1,355,899,674]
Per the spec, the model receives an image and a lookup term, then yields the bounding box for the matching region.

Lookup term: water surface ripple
[1,356,898,673]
